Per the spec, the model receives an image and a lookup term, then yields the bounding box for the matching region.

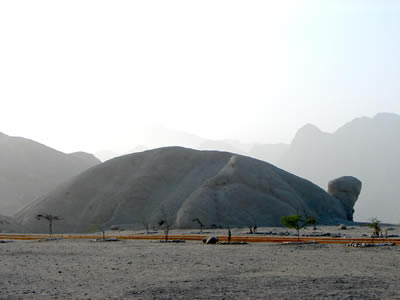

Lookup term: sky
[1,0,399,153]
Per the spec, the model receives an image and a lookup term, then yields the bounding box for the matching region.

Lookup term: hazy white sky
[1,0,399,153]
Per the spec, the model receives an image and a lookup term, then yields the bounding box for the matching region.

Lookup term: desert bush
[368,217,382,239]
[88,223,106,240]
[244,210,257,234]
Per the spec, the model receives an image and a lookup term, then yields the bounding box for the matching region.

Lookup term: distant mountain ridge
[0,132,101,215]
[280,112,400,223]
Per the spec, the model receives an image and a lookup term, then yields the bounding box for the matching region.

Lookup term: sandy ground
[1,226,400,300]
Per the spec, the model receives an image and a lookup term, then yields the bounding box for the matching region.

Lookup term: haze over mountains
[1,112,399,226]
[93,112,400,223]
[0,132,101,215]
[16,147,360,233]
[280,113,400,223]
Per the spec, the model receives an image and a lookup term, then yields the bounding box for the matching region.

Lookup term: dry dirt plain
[1,226,400,299]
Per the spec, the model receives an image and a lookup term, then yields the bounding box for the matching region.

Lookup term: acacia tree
[36,214,61,238]
[192,218,204,233]
[306,216,318,231]
[281,215,311,242]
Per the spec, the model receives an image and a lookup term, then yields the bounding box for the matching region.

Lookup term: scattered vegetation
[158,219,170,241]
[158,207,171,242]
[36,214,61,238]
[88,223,106,240]
[368,217,382,240]
[306,216,318,231]
[281,215,311,241]
[192,218,204,233]
[244,210,257,234]
[141,217,150,234]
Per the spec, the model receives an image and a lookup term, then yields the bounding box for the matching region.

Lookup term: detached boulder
[328,176,362,221]
[203,236,219,244]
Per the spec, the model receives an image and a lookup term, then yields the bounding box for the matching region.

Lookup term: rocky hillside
[0,132,101,215]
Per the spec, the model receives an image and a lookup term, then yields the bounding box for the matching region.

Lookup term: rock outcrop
[328,176,362,221]
[279,113,400,222]
[15,147,361,233]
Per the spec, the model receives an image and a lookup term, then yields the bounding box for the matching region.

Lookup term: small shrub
[368,217,382,241]
[88,223,106,240]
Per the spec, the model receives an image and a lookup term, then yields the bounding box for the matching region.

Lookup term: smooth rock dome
[16,147,361,233]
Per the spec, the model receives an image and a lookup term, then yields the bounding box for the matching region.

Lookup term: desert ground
[1,226,400,299]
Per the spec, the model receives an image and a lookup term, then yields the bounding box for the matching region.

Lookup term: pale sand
[1,227,400,299]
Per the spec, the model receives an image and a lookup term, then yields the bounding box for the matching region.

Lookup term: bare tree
[158,219,170,241]
[192,218,204,233]
[158,207,171,241]
[141,216,150,234]
[36,214,62,238]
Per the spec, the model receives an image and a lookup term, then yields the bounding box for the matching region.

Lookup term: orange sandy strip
[1,234,400,245]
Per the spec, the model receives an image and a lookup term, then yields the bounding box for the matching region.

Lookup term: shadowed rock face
[328,176,362,221]
[0,132,101,215]
[15,147,360,233]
